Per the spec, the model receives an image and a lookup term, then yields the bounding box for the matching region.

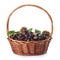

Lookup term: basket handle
[7,4,53,37]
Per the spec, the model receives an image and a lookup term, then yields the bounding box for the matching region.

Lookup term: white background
[0,0,60,60]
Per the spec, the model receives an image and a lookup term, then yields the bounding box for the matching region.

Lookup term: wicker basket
[6,4,53,55]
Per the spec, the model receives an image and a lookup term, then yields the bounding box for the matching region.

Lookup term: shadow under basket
[7,4,53,56]
[8,37,51,55]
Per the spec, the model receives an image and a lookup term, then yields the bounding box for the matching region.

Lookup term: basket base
[12,50,47,56]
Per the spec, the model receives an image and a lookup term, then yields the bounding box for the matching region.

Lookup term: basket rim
[8,36,51,43]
